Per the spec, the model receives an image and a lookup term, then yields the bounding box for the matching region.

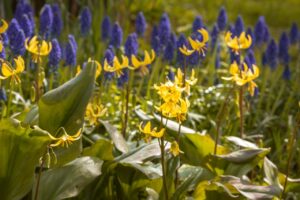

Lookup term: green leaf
[83,138,114,160]
[34,156,103,200]
[115,141,165,164]
[263,158,282,188]
[0,119,49,200]
[153,113,196,134]
[180,132,228,167]
[134,106,154,121]
[215,149,270,163]
[226,136,258,149]
[100,120,128,153]
[38,62,96,135]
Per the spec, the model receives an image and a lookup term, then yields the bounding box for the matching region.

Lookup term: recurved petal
[1,62,13,77]
[0,19,8,34]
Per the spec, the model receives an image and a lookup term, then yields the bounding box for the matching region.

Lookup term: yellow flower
[225,31,252,54]
[179,45,194,56]
[174,98,189,123]
[25,36,52,63]
[0,19,8,34]
[154,81,183,103]
[175,68,197,95]
[222,61,259,96]
[0,19,8,52]
[47,128,82,148]
[131,49,155,75]
[85,102,107,126]
[169,141,182,156]
[188,28,209,55]
[139,121,165,142]
[0,56,25,84]
[104,55,129,77]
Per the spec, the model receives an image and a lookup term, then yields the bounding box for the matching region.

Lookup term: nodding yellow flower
[104,55,129,77]
[47,128,82,148]
[139,121,165,142]
[179,45,194,56]
[0,19,8,34]
[131,49,155,75]
[222,61,259,96]
[174,98,189,123]
[25,36,52,63]
[0,19,8,52]
[175,68,197,95]
[170,141,182,157]
[0,56,25,84]
[85,102,107,126]
[77,58,102,79]
[188,28,209,55]
[154,81,183,103]
[225,31,252,54]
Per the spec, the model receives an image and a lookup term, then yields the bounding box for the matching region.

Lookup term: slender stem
[214,86,233,155]
[34,149,48,200]
[160,136,169,200]
[122,72,131,138]
[6,80,13,117]
[175,123,182,188]
[35,43,41,102]
[183,57,187,87]
[281,113,299,199]
[239,86,244,138]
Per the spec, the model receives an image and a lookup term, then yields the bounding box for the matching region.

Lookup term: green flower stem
[6,80,14,117]
[159,135,169,200]
[281,112,299,199]
[214,85,233,155]
[34,147,49,200]
[239,86,244,138]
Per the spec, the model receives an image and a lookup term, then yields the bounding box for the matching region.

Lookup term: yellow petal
[0,19,8,34]
[198,28,209,43]
[131,55,140,68]
[14,56,25,73]
[1,62,13,77]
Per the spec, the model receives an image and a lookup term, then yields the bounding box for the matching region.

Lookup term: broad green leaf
[215,149,270,163]
[263,158,282,188]
[172,165,215,200]
[38,62,96,135]
[34,156,103,200]
[0,119,49,200]
[83,137,114,160]
[134,106,154,121]
[153,113,196,134]
[115,141,167,164]
[226,136,258,149]
[100,120,128,153]
[180,132,228,167]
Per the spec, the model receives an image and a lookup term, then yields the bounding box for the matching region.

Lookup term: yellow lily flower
[139,121,165,142]
[0,19,8,34]
[222,61,259,96]
[175,68,197,95]
[47,128,82,148]
[131,49,155,75]
[104,55,129,77]
[225,31,252,54]
[0,56,25,84]
[25,36,52,63]
[85,102,107,126]
[154,80,183,103]
[179,45,194,56]
[188,28,209,55]
[169,141,183,157]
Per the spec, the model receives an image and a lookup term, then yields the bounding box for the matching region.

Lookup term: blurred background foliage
[1,0,300,37]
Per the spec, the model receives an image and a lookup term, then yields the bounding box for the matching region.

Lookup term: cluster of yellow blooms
[103,49,155,76]
[223,31,259,96]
